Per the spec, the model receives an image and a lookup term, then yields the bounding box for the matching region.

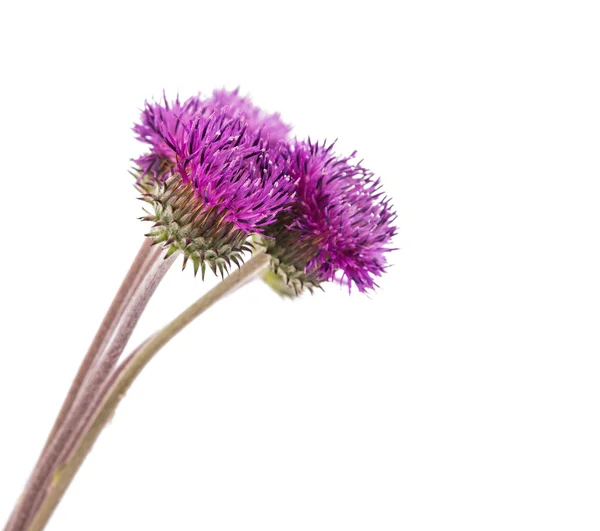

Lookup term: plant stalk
[26,252,269,531]
[4,239,171,531]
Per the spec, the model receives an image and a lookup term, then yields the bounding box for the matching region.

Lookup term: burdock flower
[137,107,294,278]
[261,140,397,294]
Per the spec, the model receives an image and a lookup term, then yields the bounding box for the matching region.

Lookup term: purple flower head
[133,93,204,179]
[168,109,294,234]
[137,107,295,278]
[263,140,397,293]
[208,88,291,145]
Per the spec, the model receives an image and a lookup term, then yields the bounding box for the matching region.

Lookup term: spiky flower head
[170,110,293,233]
[133,93,204,180]
[261,140,397,294]
[133,89,289,181]
[209,88,291,145]
[135,97,294,278]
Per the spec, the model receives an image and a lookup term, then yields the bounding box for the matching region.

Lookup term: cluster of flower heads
[133,88,396,292]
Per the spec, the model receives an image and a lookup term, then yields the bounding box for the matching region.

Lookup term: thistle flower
[137,108,294,278]
[208,88,291,144]
[261,140,397,294]
[133,89,288,179]
[133,93,204,180]
[4,89,402,531]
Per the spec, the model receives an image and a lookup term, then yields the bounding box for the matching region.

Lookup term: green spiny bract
[262,252,323,296]
[136,172,252,279]
[261,269,298,298]
[256,218,324,296]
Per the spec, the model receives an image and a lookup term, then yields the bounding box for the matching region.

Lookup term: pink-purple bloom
[134,89,290,180]
[133,92,295,276]
[133,93,204,179]
[208,88,291,145]
[165,109,293,234]
[133,90,396,289]
[264,140,397,292]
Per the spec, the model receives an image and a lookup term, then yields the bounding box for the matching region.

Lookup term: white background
[1,1,599,530]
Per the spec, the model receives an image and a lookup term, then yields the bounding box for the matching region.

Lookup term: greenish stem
[26,251,270,531]
[21,247,175,530]
[4,238,159,531]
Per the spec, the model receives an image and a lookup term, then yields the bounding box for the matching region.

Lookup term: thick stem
[5,241,172,531]
[41,252,173,478]
[26,252,269,531]
[56,335,155,465]
[26,250,174,530]
[46,239,153,452]
[23,249,175,529]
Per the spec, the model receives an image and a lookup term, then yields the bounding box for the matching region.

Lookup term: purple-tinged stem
[24,247,176,516]
[3,239,153,531]
[47,239,153,452]
[4,241,173,531]
[25,250,174,530]
[26,252,269,531]
[56,334,156,465]
[22,248,175,529]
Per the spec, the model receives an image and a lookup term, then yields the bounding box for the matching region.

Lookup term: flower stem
[45,239,153,452]
[4,239,171,531]
[25,252,270,531]
[25,248,175,530]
